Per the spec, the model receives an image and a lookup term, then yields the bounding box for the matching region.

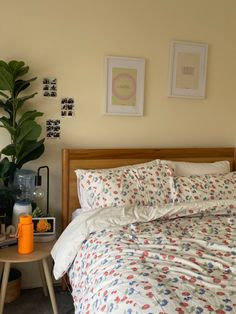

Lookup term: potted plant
[0,60,45,224]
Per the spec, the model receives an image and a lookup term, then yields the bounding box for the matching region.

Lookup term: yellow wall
[1,0,236,221]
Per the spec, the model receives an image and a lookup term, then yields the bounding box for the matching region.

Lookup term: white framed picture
[32,217,56,235]
[168,41,208,99]
[105,56,145,116]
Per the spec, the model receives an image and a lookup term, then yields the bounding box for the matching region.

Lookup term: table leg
[38,261,48,296]
[42,258,58,314]
[0,262,10,314]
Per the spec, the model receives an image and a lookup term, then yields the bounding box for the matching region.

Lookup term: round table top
[0,241,55,263]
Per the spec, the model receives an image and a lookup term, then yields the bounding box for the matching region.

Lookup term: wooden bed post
[62,149,70,231]
[234,147,236,171]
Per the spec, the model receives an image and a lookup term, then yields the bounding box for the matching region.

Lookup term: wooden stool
[0,241,58,314]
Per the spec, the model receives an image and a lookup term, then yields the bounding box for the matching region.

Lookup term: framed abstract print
[105,56,145,116]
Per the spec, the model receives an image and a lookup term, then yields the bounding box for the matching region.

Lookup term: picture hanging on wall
[46,119,60,139]
[61,97,75,117]
[42,77,57,97]
[105,56,145,116]
[168,41,208,99]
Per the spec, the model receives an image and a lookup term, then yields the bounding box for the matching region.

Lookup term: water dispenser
[12,169,36,228]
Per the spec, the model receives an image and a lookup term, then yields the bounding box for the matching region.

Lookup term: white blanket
[51,199,236,280]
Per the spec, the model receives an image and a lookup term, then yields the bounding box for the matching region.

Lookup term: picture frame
[105,56,145,116]
[32,217,56,235]
[168,41,208,99]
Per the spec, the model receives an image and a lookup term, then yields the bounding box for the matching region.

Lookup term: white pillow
[172,171,236,203]
[171,160,230,177]
[75,159,174,211]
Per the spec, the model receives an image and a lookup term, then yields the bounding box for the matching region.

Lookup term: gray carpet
[4,285,74,314]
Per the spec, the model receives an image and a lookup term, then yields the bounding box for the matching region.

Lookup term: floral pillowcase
[75,160,174,211]
[172,171,236,203]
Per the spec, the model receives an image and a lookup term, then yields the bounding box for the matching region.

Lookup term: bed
[52,148,236,314]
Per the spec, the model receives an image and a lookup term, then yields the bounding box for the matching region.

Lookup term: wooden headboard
[62,147,236,230]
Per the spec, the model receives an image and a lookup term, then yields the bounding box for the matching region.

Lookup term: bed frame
[62,147,236,230]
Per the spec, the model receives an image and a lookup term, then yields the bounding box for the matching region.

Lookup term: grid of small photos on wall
[43,78,57,98]
[42,77,76,139]
[61,97,75,117]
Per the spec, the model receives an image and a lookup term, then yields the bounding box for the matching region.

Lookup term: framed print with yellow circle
[105,56,145,116]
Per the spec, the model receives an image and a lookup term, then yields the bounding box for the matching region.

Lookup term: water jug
[13,169,36,228]
[14,169,36,203]
[17,215,34,254]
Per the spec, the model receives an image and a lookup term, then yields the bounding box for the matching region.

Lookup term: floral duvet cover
[52,200,236,314]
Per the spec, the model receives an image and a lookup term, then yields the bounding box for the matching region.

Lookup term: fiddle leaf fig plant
[0,60,45,222]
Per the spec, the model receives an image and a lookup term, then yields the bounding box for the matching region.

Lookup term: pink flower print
[216,291,225,296]
[189,277,197,283]
[161,253,167,259]
[182,291,190,296]
[100,304,106,312]
[162,266,169,273]
[146,291,154,298]
[213,277,221,284]
[144,285,152,290]
[114,296,120,303]
[142,304,150,310]
[204,305,214,311]
[121,296,127,302]
[127,275,134,280]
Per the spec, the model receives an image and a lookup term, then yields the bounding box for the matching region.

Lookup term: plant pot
[0,268,21,303]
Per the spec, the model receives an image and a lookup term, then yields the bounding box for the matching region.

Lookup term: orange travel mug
[17,215,34,254]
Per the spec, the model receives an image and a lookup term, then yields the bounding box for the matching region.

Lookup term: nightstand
[0,241,58,314]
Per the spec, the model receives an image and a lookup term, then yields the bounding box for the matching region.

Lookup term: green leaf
[8,60,29,79]
[1,144,16,157]
[16,139,44,163]
[0,157,10,178]
[0,99,13,118]
[0,117,15,135]
[14,77,37,97]
[0,160,17,187]
[18,110,43,126]
[15,93,38,111]
[0,66,14,92]
[0,61,9,72]
[16,120,41,143]
[16,143,45,168]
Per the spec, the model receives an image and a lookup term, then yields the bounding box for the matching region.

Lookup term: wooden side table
[0,241,58,314]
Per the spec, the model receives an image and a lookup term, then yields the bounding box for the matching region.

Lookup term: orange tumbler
[17,215,34,254]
